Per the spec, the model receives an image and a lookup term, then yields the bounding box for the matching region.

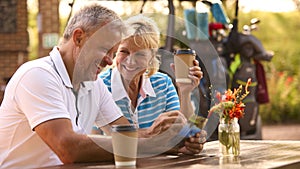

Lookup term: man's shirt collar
[50,47,73,88]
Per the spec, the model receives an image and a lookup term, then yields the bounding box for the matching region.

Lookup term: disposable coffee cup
[174,49,196,83]
[111,124,138,168]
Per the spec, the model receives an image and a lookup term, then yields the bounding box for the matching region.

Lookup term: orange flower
[209,78,251,123]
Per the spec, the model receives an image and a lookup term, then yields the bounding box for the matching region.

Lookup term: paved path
[262,124,300,140]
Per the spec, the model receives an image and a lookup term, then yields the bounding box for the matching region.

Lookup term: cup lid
[175,49,196,55]
[111,124,137,132]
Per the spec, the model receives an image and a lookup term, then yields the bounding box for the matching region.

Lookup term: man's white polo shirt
[0,47,122,168]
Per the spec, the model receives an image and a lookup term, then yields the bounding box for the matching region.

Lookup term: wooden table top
[42,140,300,169]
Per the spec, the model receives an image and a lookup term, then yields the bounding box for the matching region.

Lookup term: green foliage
[238,11,300,75]
[259,67,300,124]
[28,5,38,60]
[235,11,300,124]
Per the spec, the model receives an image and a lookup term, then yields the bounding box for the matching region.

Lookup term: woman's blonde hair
[123,14,161,77]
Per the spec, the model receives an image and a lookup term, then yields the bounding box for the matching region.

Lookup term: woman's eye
[135,53,146,58]
[120,50,129,55]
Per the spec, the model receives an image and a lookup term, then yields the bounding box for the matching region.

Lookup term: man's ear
[72,28,84,46]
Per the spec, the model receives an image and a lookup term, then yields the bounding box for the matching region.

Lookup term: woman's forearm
[178,89,194,119]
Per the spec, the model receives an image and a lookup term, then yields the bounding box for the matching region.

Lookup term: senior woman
[99,14,205,154]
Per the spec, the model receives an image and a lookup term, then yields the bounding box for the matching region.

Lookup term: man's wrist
[168,146,180,155]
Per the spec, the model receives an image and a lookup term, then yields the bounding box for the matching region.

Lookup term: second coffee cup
[174,49,196,83]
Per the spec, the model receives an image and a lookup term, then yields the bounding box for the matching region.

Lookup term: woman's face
[115,37,153,83]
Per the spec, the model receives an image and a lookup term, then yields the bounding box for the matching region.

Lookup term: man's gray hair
[63,3,122,40]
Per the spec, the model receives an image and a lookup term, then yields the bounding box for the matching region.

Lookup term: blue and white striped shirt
[99,68,180,128]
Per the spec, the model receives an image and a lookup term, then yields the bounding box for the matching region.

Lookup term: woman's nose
[124,55,136,64]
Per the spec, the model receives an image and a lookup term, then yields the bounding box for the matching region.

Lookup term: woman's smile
[122,64,138,72]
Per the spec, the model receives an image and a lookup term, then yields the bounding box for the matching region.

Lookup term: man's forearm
[67,134,114,163]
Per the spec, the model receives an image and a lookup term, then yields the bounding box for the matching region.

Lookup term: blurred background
[0,0,299,139]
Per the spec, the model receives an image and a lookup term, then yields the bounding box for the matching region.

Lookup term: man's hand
[178,130,207,155]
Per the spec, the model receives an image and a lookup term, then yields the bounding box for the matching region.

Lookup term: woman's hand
[144,111,187,137]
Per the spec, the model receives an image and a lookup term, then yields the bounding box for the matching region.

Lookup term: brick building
[0,0,59,103]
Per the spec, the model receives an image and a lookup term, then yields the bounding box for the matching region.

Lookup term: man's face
[72,21,122,85]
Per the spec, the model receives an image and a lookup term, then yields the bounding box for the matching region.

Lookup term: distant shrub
[260,64,300,124]
[236,11,300,124]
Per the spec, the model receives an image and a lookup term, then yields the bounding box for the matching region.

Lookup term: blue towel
[184,9,197,40]
[211,3,229,24]
[196,12,209,40]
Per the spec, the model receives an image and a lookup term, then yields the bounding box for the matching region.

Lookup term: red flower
[215,92,222,102]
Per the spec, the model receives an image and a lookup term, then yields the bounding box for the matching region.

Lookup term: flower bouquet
[209,78,251,156]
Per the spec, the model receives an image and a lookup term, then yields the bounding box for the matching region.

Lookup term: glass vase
[218,118,240,156]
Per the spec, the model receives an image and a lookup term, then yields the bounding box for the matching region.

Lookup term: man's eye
[100,47,109,54]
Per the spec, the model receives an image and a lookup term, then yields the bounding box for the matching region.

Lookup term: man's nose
[101,55,113,66]
[106,56,113,65]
